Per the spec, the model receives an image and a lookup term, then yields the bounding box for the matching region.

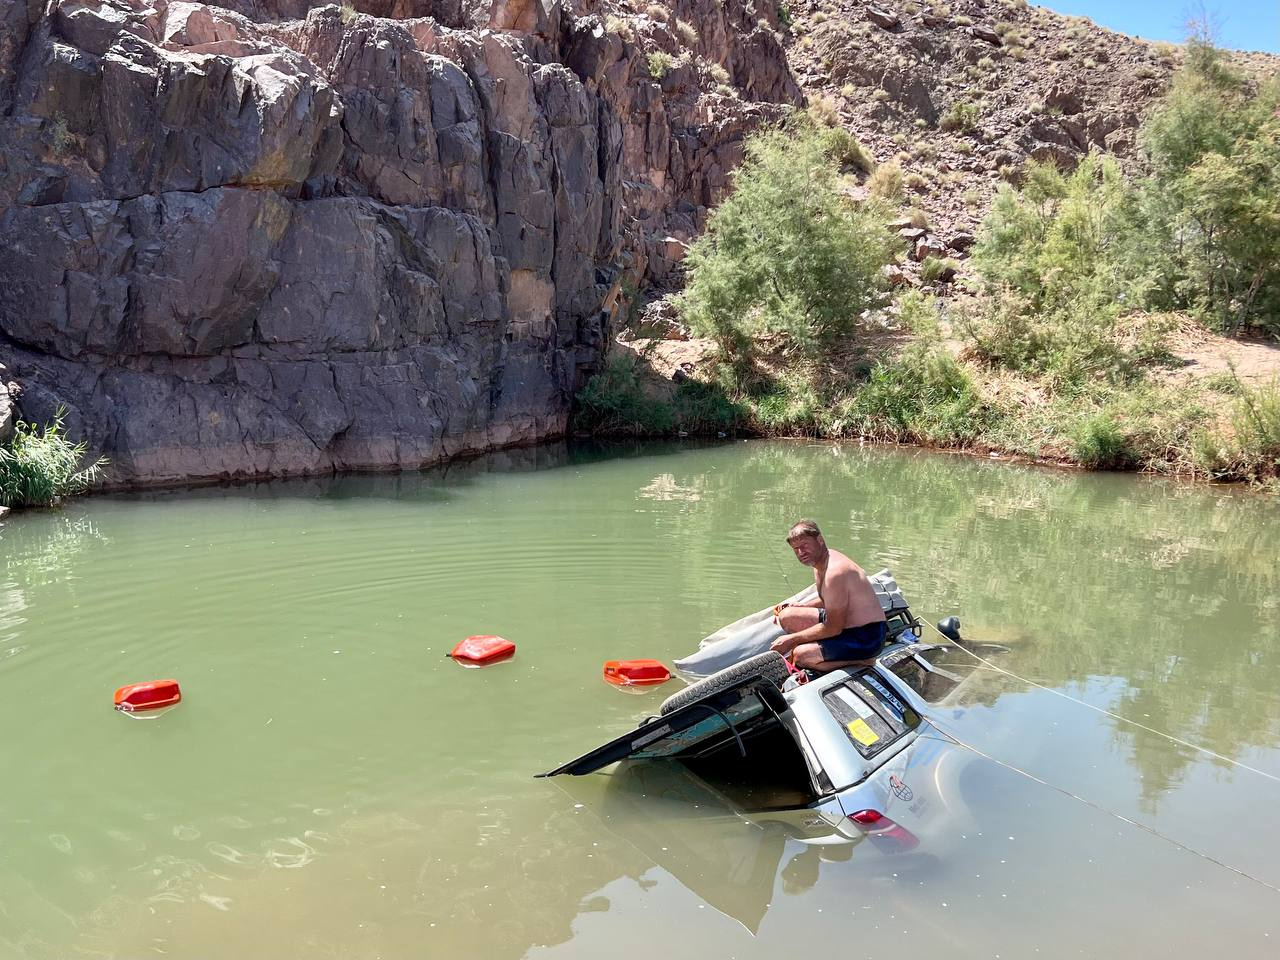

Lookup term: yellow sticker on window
[847,718,880,746]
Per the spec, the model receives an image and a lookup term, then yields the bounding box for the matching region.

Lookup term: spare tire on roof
[659,651,790,716]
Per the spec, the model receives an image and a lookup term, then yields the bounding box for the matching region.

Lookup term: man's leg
[793,641,876,673]
[777,607,821,632]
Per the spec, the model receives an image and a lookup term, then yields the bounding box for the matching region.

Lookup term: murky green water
[2,441,1279,958]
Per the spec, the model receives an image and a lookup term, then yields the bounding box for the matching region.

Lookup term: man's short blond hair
[786,519,823,542]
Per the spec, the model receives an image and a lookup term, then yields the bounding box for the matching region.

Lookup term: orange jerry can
[450,635,516,665]
[603,659,671,687]
[114,679,182,712]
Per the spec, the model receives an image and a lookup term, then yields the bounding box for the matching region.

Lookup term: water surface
[2,441,1278,958]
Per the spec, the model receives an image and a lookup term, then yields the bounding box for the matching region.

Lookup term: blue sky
[1035,1,1280,53]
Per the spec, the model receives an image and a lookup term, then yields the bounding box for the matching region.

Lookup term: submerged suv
[540,638,981,848]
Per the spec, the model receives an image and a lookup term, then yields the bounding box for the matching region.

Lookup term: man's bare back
[814,548,886,631]
[771,519,887,672]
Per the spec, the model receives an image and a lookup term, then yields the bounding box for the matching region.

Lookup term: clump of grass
[675,18,699,44]
[573,353,744,436]
[807,94,841,126]
[840,339,993,445]
[1230,378,1280,478]
[905,207,929,229]
[0,409,106,509]
[1071,411,1131,468]
[645,3,668,20]
[904,171,928,192]
[647,51,675,78]
[920,256,960,284]
[605,14,636,40]
[339,2,357,22]
[706,62,730,85]
[867,161,904,199]
[821,127,875,173]
[574,353,675,435]
[939,100,979,133]
[44,115,73,154]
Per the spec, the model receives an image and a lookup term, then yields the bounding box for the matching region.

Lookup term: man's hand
[771,634,797,656]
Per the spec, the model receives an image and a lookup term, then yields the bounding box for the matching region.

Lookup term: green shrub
[1071,412,1131,468]
[776,2,793,29]
[808,95,841,126]
[647,51,675,78]
[821,128,875,173]
[1138,42,1280,334]
[676,122,893,359]
[44,115,72,154]
[841,340,990,444]
[867,161,904,199]
[920,257,960,284]
[573,353,674,435]
[1230,377,1280,476]
[573,354,746,437]
[0,410,106,508]
[675,18,699,44]
[673,379,746,433]
[939,101,979,133]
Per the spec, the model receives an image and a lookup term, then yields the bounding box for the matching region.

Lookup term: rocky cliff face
[0,0,799,484]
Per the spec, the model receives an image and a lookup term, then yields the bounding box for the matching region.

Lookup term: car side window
[821,672,920,759]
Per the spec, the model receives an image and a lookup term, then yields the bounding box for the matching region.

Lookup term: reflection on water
[1,440,1278,958]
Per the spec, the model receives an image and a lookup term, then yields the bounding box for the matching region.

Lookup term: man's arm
[776,572,823,613]
[771,582,849,655]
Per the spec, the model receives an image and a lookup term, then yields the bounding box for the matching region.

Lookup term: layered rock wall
[0,0,799,484]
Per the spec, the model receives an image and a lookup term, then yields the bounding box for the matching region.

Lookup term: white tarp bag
[673,571,910,678]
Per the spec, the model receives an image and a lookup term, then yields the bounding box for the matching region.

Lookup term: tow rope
[922,616,1280,786]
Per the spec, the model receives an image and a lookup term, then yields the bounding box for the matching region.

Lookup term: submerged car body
[541,635,982,848]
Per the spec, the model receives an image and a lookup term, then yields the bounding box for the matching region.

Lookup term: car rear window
[821,672,920,759]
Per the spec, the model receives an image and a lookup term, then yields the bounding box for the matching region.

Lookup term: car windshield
[885,645,982,703]
[821,672,920,759]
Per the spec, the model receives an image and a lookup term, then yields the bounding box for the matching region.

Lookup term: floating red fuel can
[114,679,182,712]
[602,659,671,687]
[450,635,516,665]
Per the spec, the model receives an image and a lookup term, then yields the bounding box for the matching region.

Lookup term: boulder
[1044,82,1084,116]
[969,25,1002,46]
[912,236,949,262]
[0,371,15,443]
[948,232,977,251]
[884,264,917,288]
[0,0,803,486]
[866,7,900,31]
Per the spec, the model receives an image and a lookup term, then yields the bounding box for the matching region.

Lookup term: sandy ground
[623,317,1280,408]
[1159,325,1280,386]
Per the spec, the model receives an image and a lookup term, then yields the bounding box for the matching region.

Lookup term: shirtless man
[770,519,887,672]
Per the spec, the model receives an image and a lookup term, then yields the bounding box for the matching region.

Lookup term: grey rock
[0,0,803,487]
[969,25,1002,46]
[0,370,14,443]
[1044,82,1084,116]
[866,7,900,31]
[948,232,977,251]
[913,236,949,262]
